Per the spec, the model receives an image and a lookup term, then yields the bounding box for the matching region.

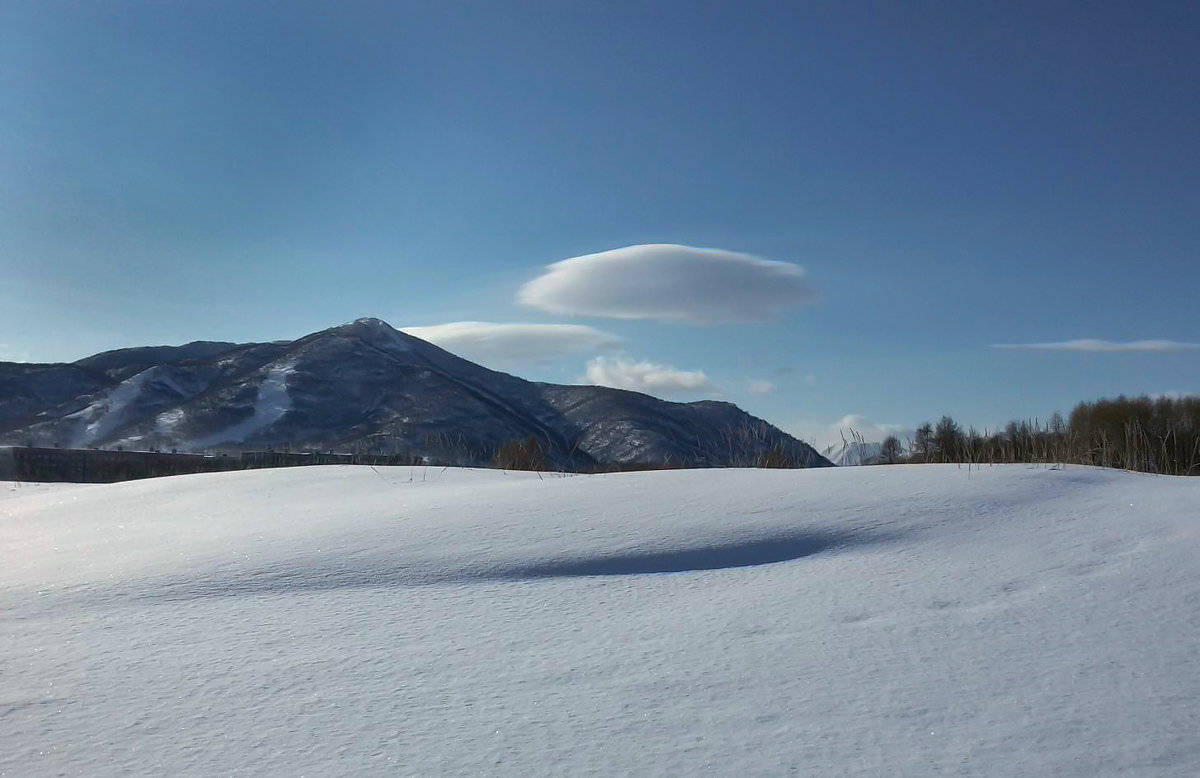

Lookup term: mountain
[74,341,244,380]
[822,440,884,466]
[0,318,831,470]
[820,438,915,466]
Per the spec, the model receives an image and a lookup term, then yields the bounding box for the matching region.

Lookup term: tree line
[876,394,1200,476]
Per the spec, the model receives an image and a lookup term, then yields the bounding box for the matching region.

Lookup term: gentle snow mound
[2,465,1199,776]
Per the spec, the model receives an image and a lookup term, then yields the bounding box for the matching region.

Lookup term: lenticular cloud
[519,244,815,324]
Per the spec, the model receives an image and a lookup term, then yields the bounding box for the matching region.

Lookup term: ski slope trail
[2,465,1198,775]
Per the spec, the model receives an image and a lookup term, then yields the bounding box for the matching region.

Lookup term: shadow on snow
[137,526,903,602]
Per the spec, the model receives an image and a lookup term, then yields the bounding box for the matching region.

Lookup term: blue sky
[2,1,1197,447]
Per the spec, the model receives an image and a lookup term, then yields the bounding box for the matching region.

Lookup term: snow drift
[2,465,1198,775]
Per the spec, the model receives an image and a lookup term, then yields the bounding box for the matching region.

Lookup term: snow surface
[190,361,295,448]
[64,367,191,448]
[348,316,412,354]
[2,465,1198,776]
[154,407,185,435]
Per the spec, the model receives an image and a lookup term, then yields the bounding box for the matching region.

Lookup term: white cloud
[519,244,815,324]
[993,339,1200,353]
[401,322,622,367]
[583,356,718,398]
[747,380,776,395]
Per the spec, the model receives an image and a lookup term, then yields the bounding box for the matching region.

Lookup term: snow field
[2,464,1198,775]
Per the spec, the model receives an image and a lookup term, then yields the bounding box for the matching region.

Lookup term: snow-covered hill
[3,464,1198,775]
[0,318,827,470]
[823,439,885,466]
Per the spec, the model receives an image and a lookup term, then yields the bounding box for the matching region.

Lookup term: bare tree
[880,435,903,464]
[934,416,962,462]
[912,423,934,462]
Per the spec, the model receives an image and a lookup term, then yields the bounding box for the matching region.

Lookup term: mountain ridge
[0,318,832,470]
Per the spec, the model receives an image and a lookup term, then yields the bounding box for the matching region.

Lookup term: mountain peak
[322,317,417,353]
[348,317,393,328]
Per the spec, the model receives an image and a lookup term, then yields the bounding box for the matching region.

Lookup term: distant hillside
[822,440,886,466]
[0,318,831,471]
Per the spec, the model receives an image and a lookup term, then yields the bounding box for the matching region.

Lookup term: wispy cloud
[582,356,717,398]
[993,339,1200,353]
[773,367,815,383]
[401,322,621,367]
[519,244,815,324]
[747,380,776,395]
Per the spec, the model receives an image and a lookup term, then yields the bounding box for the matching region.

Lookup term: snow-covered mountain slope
[3,464,1197,775]
[823,439,897,466]
[0,362,108,432]
[0,319,828,469]
[74,341,243,381]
